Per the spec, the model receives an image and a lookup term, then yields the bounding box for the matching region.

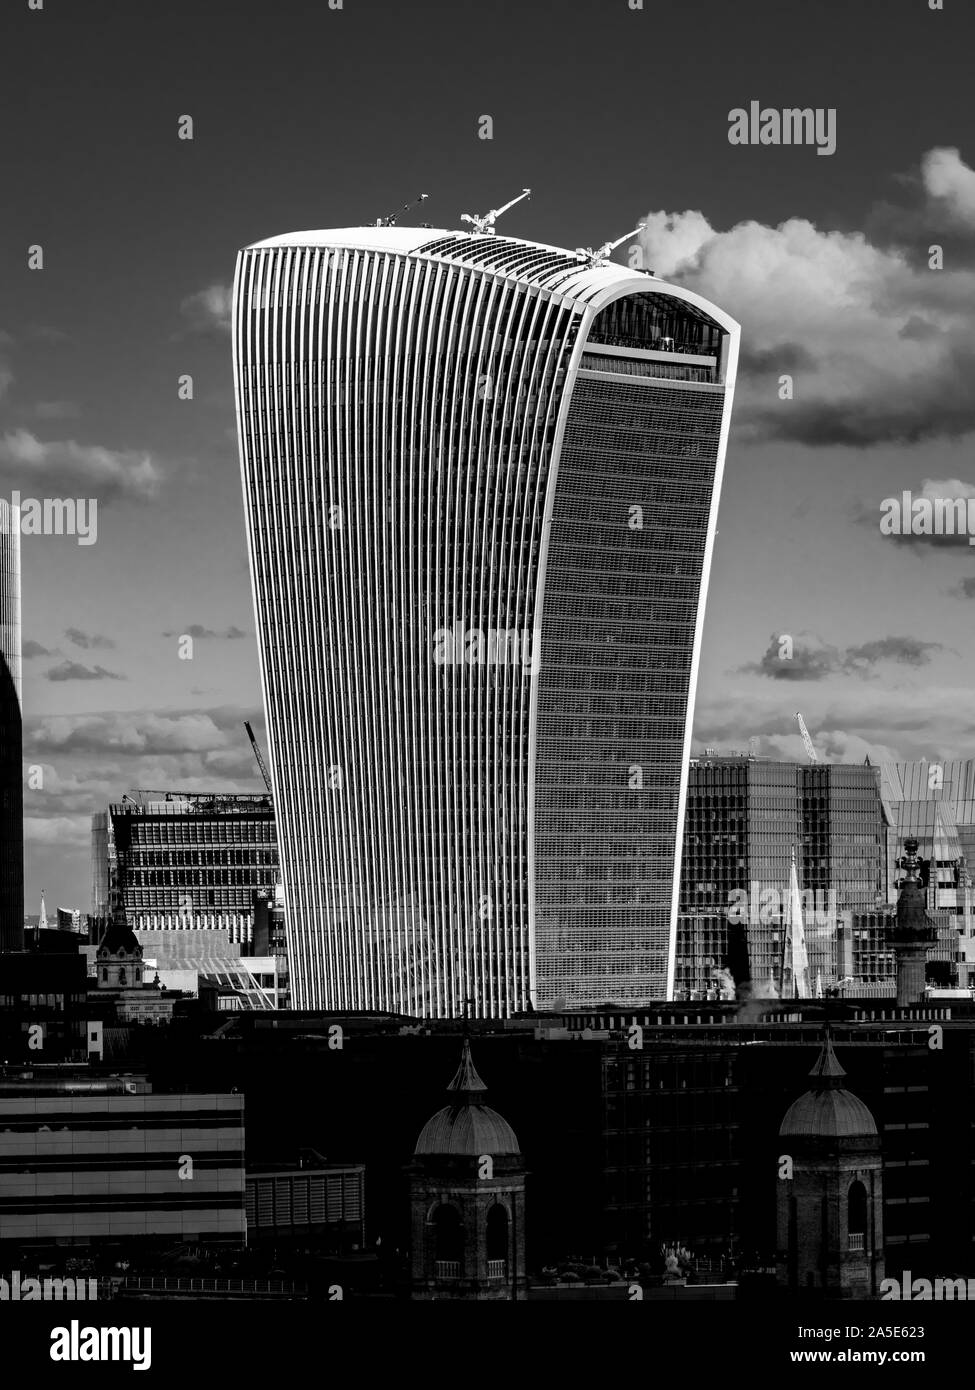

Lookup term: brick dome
[779,1088,878,1140]
[414,1040,521,1156]
[779,1033,878,1141]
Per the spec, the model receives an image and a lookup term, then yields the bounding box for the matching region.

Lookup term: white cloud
[24,815,91,849]
[28,710,235,757]
[180,283,232,334]
[0,429,160,500]
[694,677,975,765]
[637,147,975,445]
[921,146,975,226]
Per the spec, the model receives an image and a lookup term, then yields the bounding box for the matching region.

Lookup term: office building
[93,791,279,948]
[245,1153,365,1249]
[882,759,975,911]
[677,758,887,996]
[132,928,286,1010]
[90,809,114,924]
[0,1071,245,1249]
[233,225,739,1014]
[0,946,89,1063]
[0,500,22,950]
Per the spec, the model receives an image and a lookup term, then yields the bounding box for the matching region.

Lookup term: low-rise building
[245,1151,365,1249]
[0,1069,245,1251]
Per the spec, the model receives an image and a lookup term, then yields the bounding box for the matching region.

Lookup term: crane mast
[375,192,429,227]
[795,711,819,764]
[575,221,647,267]
[245,720,273,793]
[460,187,531,236]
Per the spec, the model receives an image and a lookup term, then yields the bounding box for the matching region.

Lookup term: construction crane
[795,711,819,764]
[375,192,429,228]
[244,720,273,794]
[460,187,531,237]
[575,221,647,268]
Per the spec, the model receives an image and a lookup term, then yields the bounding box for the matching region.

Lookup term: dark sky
[2,0,974,910]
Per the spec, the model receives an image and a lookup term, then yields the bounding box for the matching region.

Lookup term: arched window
[432,1204,463,1263]
[848,1180,867,1251]
[486,1204,508,1262]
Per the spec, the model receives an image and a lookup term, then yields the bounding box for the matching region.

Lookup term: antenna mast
[460,187,531,237]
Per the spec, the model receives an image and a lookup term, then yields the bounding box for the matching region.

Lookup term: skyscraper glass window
[234,228,739,1014]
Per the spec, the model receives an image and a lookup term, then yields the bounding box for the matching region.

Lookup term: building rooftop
[778,1034,879,1141]
[98,914,141,957]
[240,226,739,335]
[114,790,272,812]
[414,1040,521,1157]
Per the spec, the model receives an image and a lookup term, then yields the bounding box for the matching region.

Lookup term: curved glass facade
[0,502,22,951]
[233,229,738,1015]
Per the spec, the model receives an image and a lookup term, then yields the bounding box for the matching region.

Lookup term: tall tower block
[0,501,23,951]
[233,226,739,1013]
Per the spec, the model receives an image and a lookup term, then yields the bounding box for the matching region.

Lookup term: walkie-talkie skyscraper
[233,226,738,1015]
[0,501,22,951]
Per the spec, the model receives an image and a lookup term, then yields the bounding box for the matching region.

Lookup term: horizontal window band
[0,1154,243,1172]
[0,1194,243,1213]
[0,1115,242,1132]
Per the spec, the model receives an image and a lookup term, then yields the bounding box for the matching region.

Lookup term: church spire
[807,1025,847,1087]
[446,1038,488,1103]
[785,845,810,999]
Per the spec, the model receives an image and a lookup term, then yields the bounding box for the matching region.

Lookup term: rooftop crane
[460,187,531,237]
[375,192,429,228]
[795,711,819,764]
[244,720,273,794]
[575,220,647,268]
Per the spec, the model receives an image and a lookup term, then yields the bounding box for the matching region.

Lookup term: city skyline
[4,0,975,1336]
[4,0,975,915]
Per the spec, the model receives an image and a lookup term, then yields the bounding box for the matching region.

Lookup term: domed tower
[408,1040,526,1300]
[776,1031,883,1298]
[96,908,144,990]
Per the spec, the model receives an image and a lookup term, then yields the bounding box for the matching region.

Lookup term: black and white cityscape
[1,0,973,1367]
